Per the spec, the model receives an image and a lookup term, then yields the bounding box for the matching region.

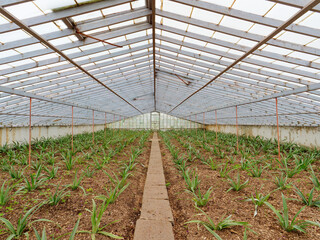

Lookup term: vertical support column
[105,113,107,139]
[275,98,281,164]
[71,106,74,152]
[172,116,174,129]
[203,112,206,139]
[92,110,95,144]
[28,97,32,167]
[195,114,197,135]
[215,110,218,143]
[150,113,152,130]
[113,114,115,130]
[236,106,239,153]
[167,115,168,130]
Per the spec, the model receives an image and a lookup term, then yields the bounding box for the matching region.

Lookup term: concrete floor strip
[133,132,175,240]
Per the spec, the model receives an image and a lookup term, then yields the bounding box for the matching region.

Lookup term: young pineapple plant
[309,165,320,190]
[78,199,123,239]
[227,173,249,192]
[245,189,272,217]
[265,194,320,233]
[187,186,213,207]
[293,186,320,208]
[186,206,250,240]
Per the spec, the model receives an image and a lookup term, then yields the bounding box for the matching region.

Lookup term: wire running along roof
[0,0,320,127]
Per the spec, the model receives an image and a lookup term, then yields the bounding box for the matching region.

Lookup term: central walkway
[133,132,175,240]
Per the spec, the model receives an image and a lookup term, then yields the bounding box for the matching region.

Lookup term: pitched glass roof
[0,0,319,127]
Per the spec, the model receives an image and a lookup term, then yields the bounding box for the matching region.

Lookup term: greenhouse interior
[0,0,320,239]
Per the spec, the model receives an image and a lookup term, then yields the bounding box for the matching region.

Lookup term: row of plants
[160,129,320,239]
[176,129,320,170]
[172,130,320,189]
[0,130,141,205]
[0,129,151,239]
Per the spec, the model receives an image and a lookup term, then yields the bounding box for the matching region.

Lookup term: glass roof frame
[0,0,319,127]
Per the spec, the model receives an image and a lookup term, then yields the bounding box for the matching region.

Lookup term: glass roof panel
[6,2,44,19]
[16,43,46,54]
[0,30,30,43]
[191,7,222,24]
[0,0,319,127]
[101,3,131,16]
[220,16,253,32]
[265,3,299,20]
[162,0,192,16]
[232,0,274,15]
[248,24,275,36]
[262,45,292,55]
[204,0,236,8]
[275,31,315,45]
[306,39,320,48]
[34,0,74,12]
[287,51,318,61]
[0,49,20,58]
[72,11,102,23]
[187,25,213,38]
[237,39,257,47]
[160,31,184,41]
[31,22,61,35]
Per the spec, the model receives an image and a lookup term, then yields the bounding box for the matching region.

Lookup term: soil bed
[0,130,151,240]
[160,131,320,240]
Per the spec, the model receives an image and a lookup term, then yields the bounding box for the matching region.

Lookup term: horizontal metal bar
[0,85,126,116]
[267,0,320,12]
[0,6,143,114]
[0,0,134,33]
[157,23,320,71]
[171,0,320,38]
[157,34,320,80]
[0,8,151,51]
[0,35,152,77]
[157,10,320,56]
[0,22,151,65]
[0,0,32,7]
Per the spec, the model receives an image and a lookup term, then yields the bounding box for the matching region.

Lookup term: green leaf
[99,231,123,239]
[69,218,80,240]
[203,225,222,240]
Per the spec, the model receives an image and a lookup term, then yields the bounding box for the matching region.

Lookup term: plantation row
[0,129,151,240]
[160,130,320,240]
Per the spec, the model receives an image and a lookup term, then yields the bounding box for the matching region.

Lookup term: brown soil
[0,132,151,240]
[159,134,320,240]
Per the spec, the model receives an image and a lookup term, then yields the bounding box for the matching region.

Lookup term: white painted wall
[206,125,320,149]
[0,124,105,146]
